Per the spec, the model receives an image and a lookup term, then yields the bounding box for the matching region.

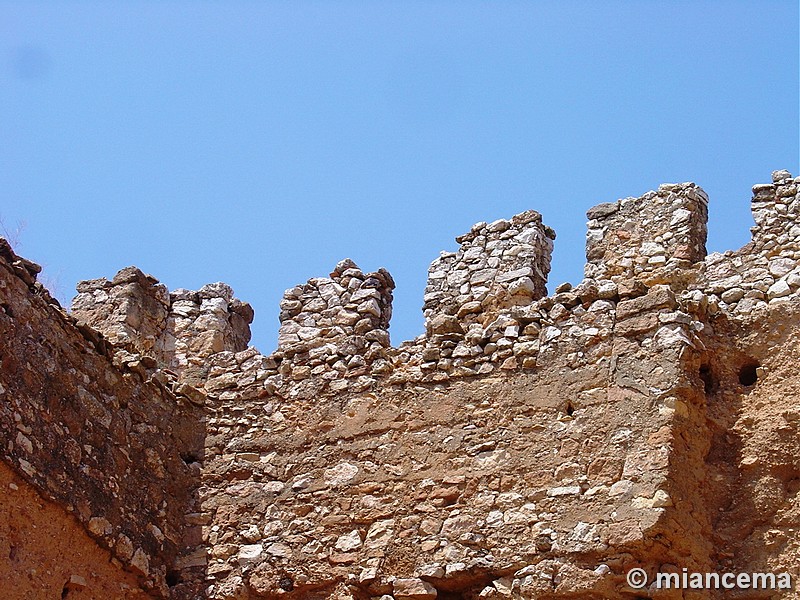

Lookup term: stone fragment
[586,202,619,219]
[547,485,581,497]
[393,578,438,599]
[265,542,291,558]
[767,280,791,299]
[115,534,134,561]
[65,575,88,590]
[769,257,795,277]
[88,516,112,536]
[496,267,534,283]
[335,530,363,552]
[772,169,792,182]
[428,315,464,335]
[241,524,261,542]
[324,462,359,487]
[720,288,745,304]
[492,577,513,596]
[616,285,676,319]
[364,519,395,549]
[130,548,150,576]
[440,514,474,539]
[597,280,618,299]
[508,277,537,296]
[238,544,263,564]
[457,301,482,317]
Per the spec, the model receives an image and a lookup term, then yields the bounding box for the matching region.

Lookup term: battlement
[62,170,800,392]
[71,267,254,387]
[423,210,555,335]
[585,181,708,283]
[750,168,799,254]
[276,259,395,373]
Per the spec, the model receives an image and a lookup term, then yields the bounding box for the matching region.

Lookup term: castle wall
[0,241,206,597]
[188,170,799,599]
[198,282,715,600]
[698,301,800,591]
[2,170,799,600]
[585,182,708,285]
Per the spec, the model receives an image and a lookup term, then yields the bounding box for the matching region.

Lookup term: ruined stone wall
[187,170,798,600]
[423,210,555,333]
[2,170,800,600]
[198,283,715,600]
[71,269,253,387]
[693,169,800,317]
[585,182,708,286]
[0,240,207,597]
[276,259,395,381]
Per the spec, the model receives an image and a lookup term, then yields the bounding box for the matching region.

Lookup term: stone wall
[750,168,799,254]
[693,169,800,317]
[423,210,555,335]
[2,169,800,599]
[0,460,151,599]
[275,259,395,381]
[198,283,715,600]
[585,182,708,285]
[72,268,253,386]
[0,240,206,597]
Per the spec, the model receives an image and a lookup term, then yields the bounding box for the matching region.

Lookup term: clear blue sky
[2,1,798,352]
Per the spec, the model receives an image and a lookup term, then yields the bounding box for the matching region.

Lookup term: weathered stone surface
[0,461,148,598]
[423,209,555,337]
[393,577,438,599]
[585,182,708,282]
[0,244,205,597]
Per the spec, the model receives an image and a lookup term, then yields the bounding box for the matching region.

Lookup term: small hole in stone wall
[278,576,294,591]
[699,364,718,394]
[738,362,759,387]
[61,585,70,599]
[565,401,575,416]
[181,453,199,465]
[166,570,180,587]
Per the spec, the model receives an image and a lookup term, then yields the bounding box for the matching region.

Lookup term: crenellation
[165,282,254,386]
[64,172,799,396]
[72,267,254,387]
[72,266,171,360]
[691,169,800,318]
[422,210,555,336]
[584,182,709,284]
[748,169,800,255]
[275,258,395,381]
